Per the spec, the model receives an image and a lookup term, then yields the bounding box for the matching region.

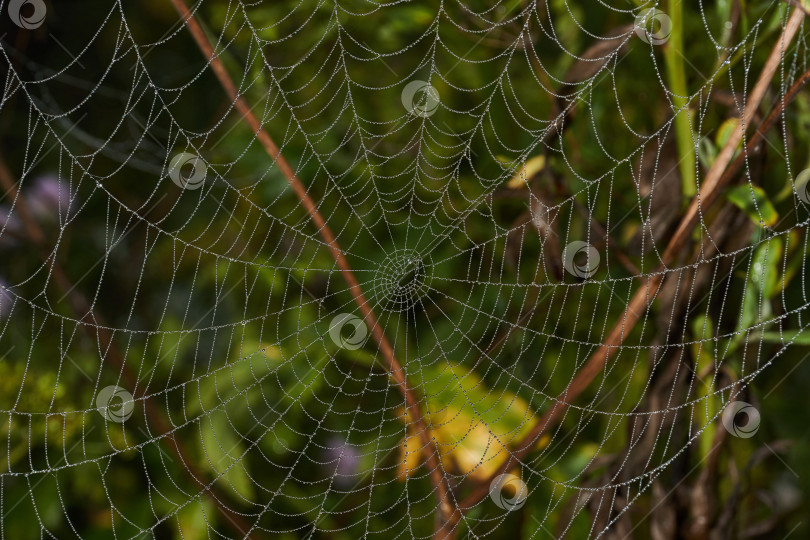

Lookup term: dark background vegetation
[1,0,809,538]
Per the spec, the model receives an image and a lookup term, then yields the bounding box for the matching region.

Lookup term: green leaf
[189,344,281,415]
[715,118,740,150]
[177,500,214,540]
[749,237,783,301]
[774,230,803,294]
[752,329,810,346]
[725,184,778,227]
[698,136,717,169]
[731,237,783,353]
[200,410,255,500]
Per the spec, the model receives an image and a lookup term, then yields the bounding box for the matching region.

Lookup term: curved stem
[168,0,457,534]
[455,5,806,520]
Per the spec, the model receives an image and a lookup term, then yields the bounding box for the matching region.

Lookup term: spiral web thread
[0,0,808,538]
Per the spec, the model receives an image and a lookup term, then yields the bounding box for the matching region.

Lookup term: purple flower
[27,174,71,220]
[323,436,361,487]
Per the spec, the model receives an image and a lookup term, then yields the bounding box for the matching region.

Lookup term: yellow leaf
[436,417,508,480]
[506,155,545,189]
[394,367,550,481]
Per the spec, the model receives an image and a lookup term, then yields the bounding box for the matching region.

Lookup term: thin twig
[167,0,457,534]
[455,6,806,518]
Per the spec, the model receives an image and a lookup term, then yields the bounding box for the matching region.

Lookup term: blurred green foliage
[1,0,810,538]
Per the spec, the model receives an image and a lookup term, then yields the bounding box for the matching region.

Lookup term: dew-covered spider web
[1,0,809,538]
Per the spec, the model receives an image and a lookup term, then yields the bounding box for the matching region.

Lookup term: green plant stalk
[664,1,696,198]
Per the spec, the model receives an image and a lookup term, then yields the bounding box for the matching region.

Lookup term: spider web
[0,0,808,538]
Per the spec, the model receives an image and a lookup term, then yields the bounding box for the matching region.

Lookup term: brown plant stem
[167,0,457,535]
[0,156,256,537]
[709,61,810,207]
[662,8,804,261]
[453,6,806,522]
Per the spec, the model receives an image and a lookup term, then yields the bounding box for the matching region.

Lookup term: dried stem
[661,9,804,260]
[0,156,256,537]
[168,0,457,534]
[455,6,806,520]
